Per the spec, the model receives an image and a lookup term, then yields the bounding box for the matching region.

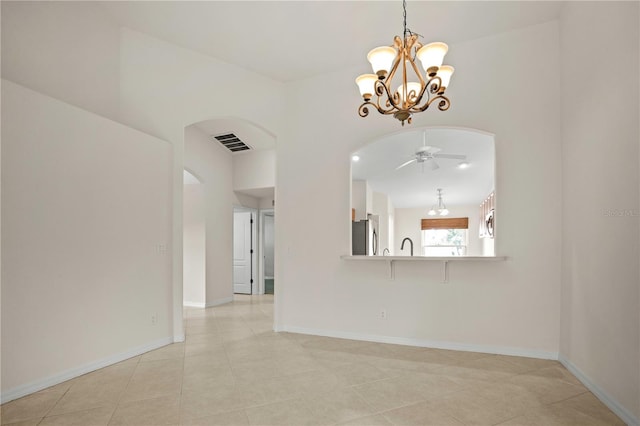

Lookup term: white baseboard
[1,336,173,404]
[280,325,558,360]
[173,333,185,343]
[183,301,206,308]
[559,355,639,426]
[184,297,232,309]
[206,297,233,307]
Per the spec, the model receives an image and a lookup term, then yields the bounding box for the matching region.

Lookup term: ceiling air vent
[212,133,251,153]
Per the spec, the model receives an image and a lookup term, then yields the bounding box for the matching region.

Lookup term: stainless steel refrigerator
[352,215,379,255]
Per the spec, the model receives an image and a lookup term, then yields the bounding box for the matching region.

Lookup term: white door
[233,211,253,294]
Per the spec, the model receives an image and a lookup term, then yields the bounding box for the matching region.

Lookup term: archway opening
[351,126,496,257]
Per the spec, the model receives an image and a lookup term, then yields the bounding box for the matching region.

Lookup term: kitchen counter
[341,255,507,282]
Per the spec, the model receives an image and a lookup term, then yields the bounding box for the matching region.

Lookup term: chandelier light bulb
[428,209,437,216]
[440,208,449,216]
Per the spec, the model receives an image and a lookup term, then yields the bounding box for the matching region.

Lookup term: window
[421,217,469,256]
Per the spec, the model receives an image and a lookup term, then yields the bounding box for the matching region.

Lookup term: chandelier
[355,0,454,126]
[428,188,449,216]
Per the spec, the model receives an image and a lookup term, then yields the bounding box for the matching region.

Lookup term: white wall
[560,2,640,423]
[183,182,206,307]
[351,180,369,221]
[278,21,562,355]
[394,208,422,257]
[233,149,276,192]
[258,196,275,210]
[372,191,393,255]
[1,80,173,399]
[1,2,121,121]
[395,205,483,256]
[387,196,395,256]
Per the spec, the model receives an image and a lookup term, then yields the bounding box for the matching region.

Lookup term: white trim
[183,301,206,308]
[173,334,185,343]
[206,296,233,307]
[0,336,173,404]
[281,325,558,360]
[559,355,639,426]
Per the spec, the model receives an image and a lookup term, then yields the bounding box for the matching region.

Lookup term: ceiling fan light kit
[355,0,454,125]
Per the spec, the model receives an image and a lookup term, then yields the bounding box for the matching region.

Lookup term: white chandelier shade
[367,46,397,78]
[416,42,449,75]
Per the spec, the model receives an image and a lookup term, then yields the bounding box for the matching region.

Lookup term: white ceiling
[99,1,563,82]
[352,127,494,208]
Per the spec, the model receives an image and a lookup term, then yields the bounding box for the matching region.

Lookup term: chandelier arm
[411,94,450,113]
[426,75,443,94]
[359,101,399,117]
[358,102,372,118]
[374,78,402,112]
[401,52,408,109]
[386,51,402,87]
[359,101,400,116]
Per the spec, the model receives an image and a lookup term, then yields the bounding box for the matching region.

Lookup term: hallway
[1,295,622,425]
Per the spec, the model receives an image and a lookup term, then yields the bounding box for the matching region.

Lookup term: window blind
[421,217,469,230]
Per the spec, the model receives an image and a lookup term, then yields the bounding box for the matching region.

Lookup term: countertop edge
[340,255,508,261]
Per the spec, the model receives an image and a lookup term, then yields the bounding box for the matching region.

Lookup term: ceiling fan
[395,131,466,171]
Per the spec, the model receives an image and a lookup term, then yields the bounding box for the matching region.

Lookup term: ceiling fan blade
[416,145,441,155]
[426,159,440,171]
[395,158,417,170]
[433,154,466,160]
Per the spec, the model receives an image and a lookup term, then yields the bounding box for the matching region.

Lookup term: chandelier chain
[402,0,407,40]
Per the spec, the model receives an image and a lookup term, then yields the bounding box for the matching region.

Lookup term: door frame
[233,206,258,295]
[258,209,275,295]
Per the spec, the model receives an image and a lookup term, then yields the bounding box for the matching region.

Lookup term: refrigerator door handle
[372,228,378,255]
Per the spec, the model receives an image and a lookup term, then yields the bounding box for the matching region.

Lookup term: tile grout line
[104,355,142,425]
[34,385,71,426]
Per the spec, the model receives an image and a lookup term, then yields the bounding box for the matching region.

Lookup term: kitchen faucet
[383,248,390,256]
[401,238,414,256]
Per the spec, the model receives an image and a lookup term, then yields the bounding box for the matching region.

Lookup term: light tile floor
[1,295,624,426]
